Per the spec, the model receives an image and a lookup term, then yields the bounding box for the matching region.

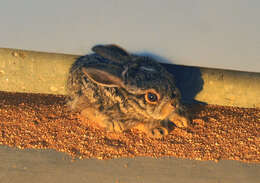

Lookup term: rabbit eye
[145,90,160,104]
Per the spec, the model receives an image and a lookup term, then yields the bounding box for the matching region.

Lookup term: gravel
[0,91,259,162]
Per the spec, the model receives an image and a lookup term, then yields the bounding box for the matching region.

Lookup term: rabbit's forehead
[124,56,176,95]
[125,71,175,95]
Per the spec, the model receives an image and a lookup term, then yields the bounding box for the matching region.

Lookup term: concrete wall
[0,48,259,108]
[1,0,260,73]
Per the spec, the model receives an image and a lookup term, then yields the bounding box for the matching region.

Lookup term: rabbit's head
[67,44,189,138]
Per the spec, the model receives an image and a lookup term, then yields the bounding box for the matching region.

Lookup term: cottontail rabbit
[67,44,189,138]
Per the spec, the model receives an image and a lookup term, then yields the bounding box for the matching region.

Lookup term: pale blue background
[1,0,260,72]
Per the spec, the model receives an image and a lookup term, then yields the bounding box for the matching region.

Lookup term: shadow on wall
[139,52,205,105]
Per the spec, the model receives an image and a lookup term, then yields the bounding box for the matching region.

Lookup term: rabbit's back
[67,55,103,110]
[67,54,127,111]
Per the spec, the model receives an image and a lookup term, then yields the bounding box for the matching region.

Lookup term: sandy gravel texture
[0,91,259,162]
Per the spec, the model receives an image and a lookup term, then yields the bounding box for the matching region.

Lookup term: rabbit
[66,44,190,138]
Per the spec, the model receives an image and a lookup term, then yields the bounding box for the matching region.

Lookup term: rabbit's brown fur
[67,44,189,138]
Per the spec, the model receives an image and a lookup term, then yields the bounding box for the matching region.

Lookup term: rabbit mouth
[160,101,189,128]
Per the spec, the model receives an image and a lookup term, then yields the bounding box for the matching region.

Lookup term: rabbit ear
[82,65,124,87]
[92,44,131,64]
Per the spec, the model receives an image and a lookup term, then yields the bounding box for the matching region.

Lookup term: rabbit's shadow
[138,52,206,105]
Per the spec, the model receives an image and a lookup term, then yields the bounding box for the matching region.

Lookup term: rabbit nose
[170,100,179,108]
[160,101,174,119]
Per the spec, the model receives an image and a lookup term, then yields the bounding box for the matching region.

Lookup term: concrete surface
[0,146,259,183]
[0,48,260,108]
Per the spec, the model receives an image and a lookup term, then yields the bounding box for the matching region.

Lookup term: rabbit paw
[169,113,190,128]
[106,121,125,133]
[80,108,123,132]
[174,118,189,128]
[149,127,168,139]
